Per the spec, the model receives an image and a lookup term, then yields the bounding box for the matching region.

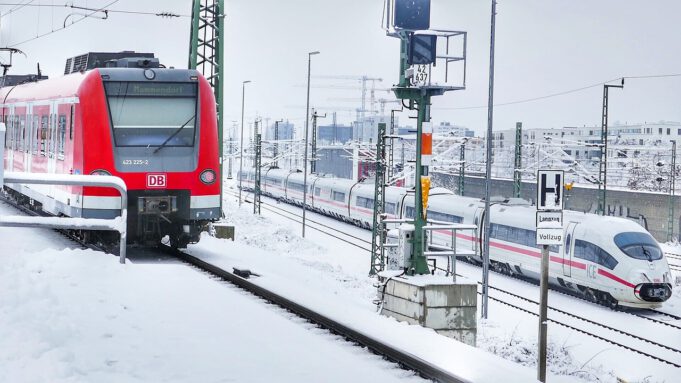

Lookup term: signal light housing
[90,169,111,176]
[200,169,216,185]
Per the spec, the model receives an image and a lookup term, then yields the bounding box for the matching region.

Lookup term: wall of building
[432,172,679,242]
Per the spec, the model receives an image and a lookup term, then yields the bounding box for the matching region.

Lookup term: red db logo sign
[147,174,167,188]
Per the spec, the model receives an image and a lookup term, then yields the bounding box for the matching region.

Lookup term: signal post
[373,0,479,347]
[535,170,565,382]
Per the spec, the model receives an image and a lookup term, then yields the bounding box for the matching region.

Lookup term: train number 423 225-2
[122,159,150,165]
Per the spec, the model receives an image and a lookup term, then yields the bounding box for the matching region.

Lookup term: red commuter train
[1,52,221,248]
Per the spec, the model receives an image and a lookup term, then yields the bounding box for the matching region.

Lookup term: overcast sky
[1,0,680,137]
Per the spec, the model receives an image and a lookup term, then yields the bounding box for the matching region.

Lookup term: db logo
[147,174,167,188]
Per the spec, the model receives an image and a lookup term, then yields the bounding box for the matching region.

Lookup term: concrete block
[214,223,235,241]
[424,284,477,306]
[424,306,477,329]
[378,275,477,347]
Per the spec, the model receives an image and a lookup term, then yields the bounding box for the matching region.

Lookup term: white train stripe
[190,195,220,209]
[83,196,122,210]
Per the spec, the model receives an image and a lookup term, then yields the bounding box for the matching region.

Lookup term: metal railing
[381,217,477,279]
[1,124,128,263]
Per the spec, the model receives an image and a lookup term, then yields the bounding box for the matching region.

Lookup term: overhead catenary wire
[5,0,120,47]
[437,74,681,111]
[0,2,187,17]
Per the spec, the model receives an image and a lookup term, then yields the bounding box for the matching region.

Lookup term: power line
[0,0,35,18]
[437,73,681,110]
[0,2,188,17]
[7,0,120,47]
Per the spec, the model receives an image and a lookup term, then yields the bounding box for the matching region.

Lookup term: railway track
[1,192,469,382]
[484,284,681,368]
[162,245,468,383]
[238,189,681,366]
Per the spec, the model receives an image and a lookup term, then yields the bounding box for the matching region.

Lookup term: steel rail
[165,245,468,383]
[482,292,681,368]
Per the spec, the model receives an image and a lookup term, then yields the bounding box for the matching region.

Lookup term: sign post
[536,169,564,382]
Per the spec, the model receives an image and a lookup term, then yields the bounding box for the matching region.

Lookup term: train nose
[635,283,672,302]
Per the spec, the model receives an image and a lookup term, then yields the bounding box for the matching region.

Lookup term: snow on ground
[659,242,681,317]
[213,185,681,383]
[0,203,434,383]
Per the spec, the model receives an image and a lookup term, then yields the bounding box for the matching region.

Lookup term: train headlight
[90,169,111,176]
[200,169,216,185]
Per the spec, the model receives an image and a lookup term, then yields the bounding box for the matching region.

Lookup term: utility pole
[669,140,677,242]
[189,0,225,213]
[513,122,523,198]
[459,140,466,196]
[238,80,251,207]
[311,109,326,174]
[481,0,498,319]
[597,78,624,215]
[370,122,388,275]
[302,51,320,238]
[227,121,237,179]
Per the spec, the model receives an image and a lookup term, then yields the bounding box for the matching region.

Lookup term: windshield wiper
[641,246,652,262]
[153,114,196,154]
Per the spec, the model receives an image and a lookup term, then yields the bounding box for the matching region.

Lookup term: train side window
[40,116,48,156]
[385,202,396,215]
[32,116,39,154]
[69,105,75,140]
[49,114,57,157]
[574,239,617,270]
[332,190,345,202]
[58,115,66,159]
[405,206,415,219]
[314,187,321,196]
[357,196,374,209]
[19,116,26,152]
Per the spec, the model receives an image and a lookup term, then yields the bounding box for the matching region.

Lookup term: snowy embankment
[0,203,430,383]
[188,190,583,383]
[211,187,681,383]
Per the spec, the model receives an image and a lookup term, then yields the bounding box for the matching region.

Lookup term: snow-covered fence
[0,168,129,263]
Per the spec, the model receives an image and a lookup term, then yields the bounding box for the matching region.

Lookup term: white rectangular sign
[536,228,563,245]
[536,211,563,228]
[537,170,564,211]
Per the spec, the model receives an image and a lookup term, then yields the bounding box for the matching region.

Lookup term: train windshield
[613,232,663,261]
[105,82,198,147]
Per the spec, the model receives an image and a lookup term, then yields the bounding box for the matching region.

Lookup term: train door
[47,104,58,175]
[473,207,485,258]
[6,106,15,169]
[561,222,578,277]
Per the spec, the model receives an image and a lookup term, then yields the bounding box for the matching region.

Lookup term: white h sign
[536,170,564,211]
[536,170,564,245]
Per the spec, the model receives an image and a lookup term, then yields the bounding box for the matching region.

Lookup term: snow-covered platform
[378,271,477,345]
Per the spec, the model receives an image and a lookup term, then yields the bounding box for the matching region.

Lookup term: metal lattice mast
[388,108,398,181]
[189,0,225,212]
[669,140,677,242]
[370,122,388,275]
[254,130,262,215]
[513,122,522,198]
[311,110,325,173]
[597,80,624,215]
[459,141,466,196]
[273,120,282,168]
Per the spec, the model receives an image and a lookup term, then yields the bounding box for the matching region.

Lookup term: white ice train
[239,168,673,308]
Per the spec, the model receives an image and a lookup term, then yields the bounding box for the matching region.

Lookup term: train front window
[105,82,198,147]
[614,232,663,261]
